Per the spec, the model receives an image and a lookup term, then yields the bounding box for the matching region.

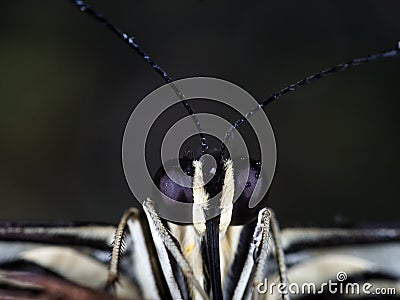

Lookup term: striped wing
[0,222,137,299]
[274,227,400,299]
[1,216,400,299]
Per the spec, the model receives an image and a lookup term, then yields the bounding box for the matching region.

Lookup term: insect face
[154,151,266,226]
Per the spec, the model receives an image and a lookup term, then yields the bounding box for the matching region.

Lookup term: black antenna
[222,42,400,146]
[69,0,208,152]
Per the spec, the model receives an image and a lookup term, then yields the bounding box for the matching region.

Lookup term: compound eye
[230,158,268,225]
[153,157,194,220]
[156,169,193,203]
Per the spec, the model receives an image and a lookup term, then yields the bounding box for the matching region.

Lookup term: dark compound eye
[230,158,267,225]
[154,157,194,206]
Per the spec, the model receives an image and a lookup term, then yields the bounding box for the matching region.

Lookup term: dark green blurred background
[0,1,399,227]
